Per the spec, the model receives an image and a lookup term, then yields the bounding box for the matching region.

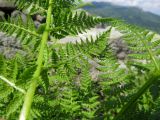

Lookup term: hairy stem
[19,0,53,119]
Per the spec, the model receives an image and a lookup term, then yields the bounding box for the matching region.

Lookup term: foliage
[0,0,160,120]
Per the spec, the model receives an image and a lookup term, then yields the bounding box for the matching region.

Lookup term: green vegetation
[84,2,160,33]
[0,0,160,120]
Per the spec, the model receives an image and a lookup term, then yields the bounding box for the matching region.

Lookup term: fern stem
[0,75,26,94]
[19,0,53,119]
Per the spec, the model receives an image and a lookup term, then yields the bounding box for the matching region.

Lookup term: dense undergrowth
[0,0,160,120]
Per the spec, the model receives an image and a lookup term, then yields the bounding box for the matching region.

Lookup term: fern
[0,0,160,120]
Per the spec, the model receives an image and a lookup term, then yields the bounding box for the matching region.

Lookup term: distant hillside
[84,2,160,33]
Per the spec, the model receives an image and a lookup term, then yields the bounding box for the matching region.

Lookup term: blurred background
[84,0,160,33]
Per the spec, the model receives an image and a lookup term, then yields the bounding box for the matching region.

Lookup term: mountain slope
[84,2,160,33]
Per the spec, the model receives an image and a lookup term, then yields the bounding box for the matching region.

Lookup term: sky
[85,0,160,15]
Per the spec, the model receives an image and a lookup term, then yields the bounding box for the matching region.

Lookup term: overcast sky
[85,0,160,15]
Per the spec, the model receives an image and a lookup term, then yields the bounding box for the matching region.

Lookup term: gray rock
[0,32,24,58]
[11,10,27,23]
[33,14,46,23]
[0,11,5,21]
[117,52,126,60]
[0,0,14,8]
[110,38,130,60]
[96,23,107,29]
[34,20,41,29]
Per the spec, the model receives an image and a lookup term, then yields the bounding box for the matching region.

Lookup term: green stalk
[114,72,160,120]
[114,36,160,120]
[19,0,53,119]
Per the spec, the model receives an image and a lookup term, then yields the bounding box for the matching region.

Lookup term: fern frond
[111,21,160,119]
[1,0,160,120]
[6,92,24,119]
[14,0,48,14]
[0,16,41,46]
[0,55,7,75]
[51,11,112,38]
